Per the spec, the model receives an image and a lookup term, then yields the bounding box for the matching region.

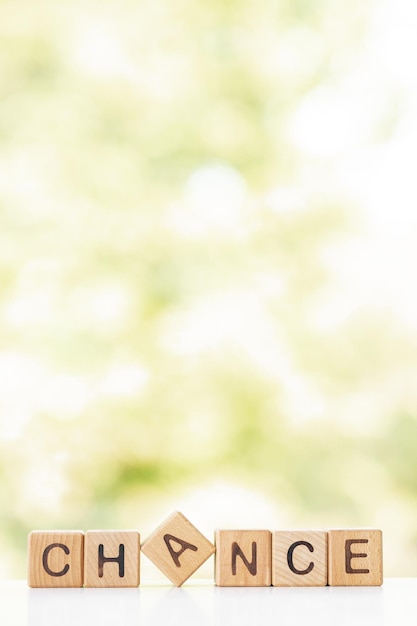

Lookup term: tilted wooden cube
[141,511,215,586]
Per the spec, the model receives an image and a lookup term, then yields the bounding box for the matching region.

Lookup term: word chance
[28,511,383,588]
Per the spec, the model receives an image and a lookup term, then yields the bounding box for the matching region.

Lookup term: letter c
[42,543,70,577]
[287,541,314,575]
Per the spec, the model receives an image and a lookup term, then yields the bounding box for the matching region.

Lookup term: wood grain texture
[272,530,327,586]
[141,511,215,587]
[328,529,383,586]
[28,531,84,588]
[84,531,140,587]
[215,530,271,587]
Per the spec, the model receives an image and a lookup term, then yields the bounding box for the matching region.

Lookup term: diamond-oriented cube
[141,511,215,586]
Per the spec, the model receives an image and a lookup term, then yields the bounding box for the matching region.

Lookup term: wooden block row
[215,529,382,587]
[28,531,140,588]
[28,512,214,588]
[28,513,382,588]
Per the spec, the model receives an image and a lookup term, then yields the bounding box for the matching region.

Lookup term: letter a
[163,534,198,567]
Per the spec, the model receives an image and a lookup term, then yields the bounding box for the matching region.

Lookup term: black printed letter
[345,539,369,574]
[98,543,125,578]
[163,534,198,568]
[231,542,257,576]
[287,541,315,575]
[42,543,70,577]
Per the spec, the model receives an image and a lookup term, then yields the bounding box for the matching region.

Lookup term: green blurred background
[1,0,416,578]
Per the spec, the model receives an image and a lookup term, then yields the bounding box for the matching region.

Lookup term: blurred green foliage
[0,0,416,578]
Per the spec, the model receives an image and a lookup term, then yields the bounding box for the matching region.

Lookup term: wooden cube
[28,531,84,588]
[328,529,383,586]
[84,531,140,587]
[215,530,271,587]
[272,530,327,586]
[141,511,215,586]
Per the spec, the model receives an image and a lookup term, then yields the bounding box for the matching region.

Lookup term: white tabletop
[0,578,414,626]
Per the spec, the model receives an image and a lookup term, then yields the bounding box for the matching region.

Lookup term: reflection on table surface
[2,579,416,626]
